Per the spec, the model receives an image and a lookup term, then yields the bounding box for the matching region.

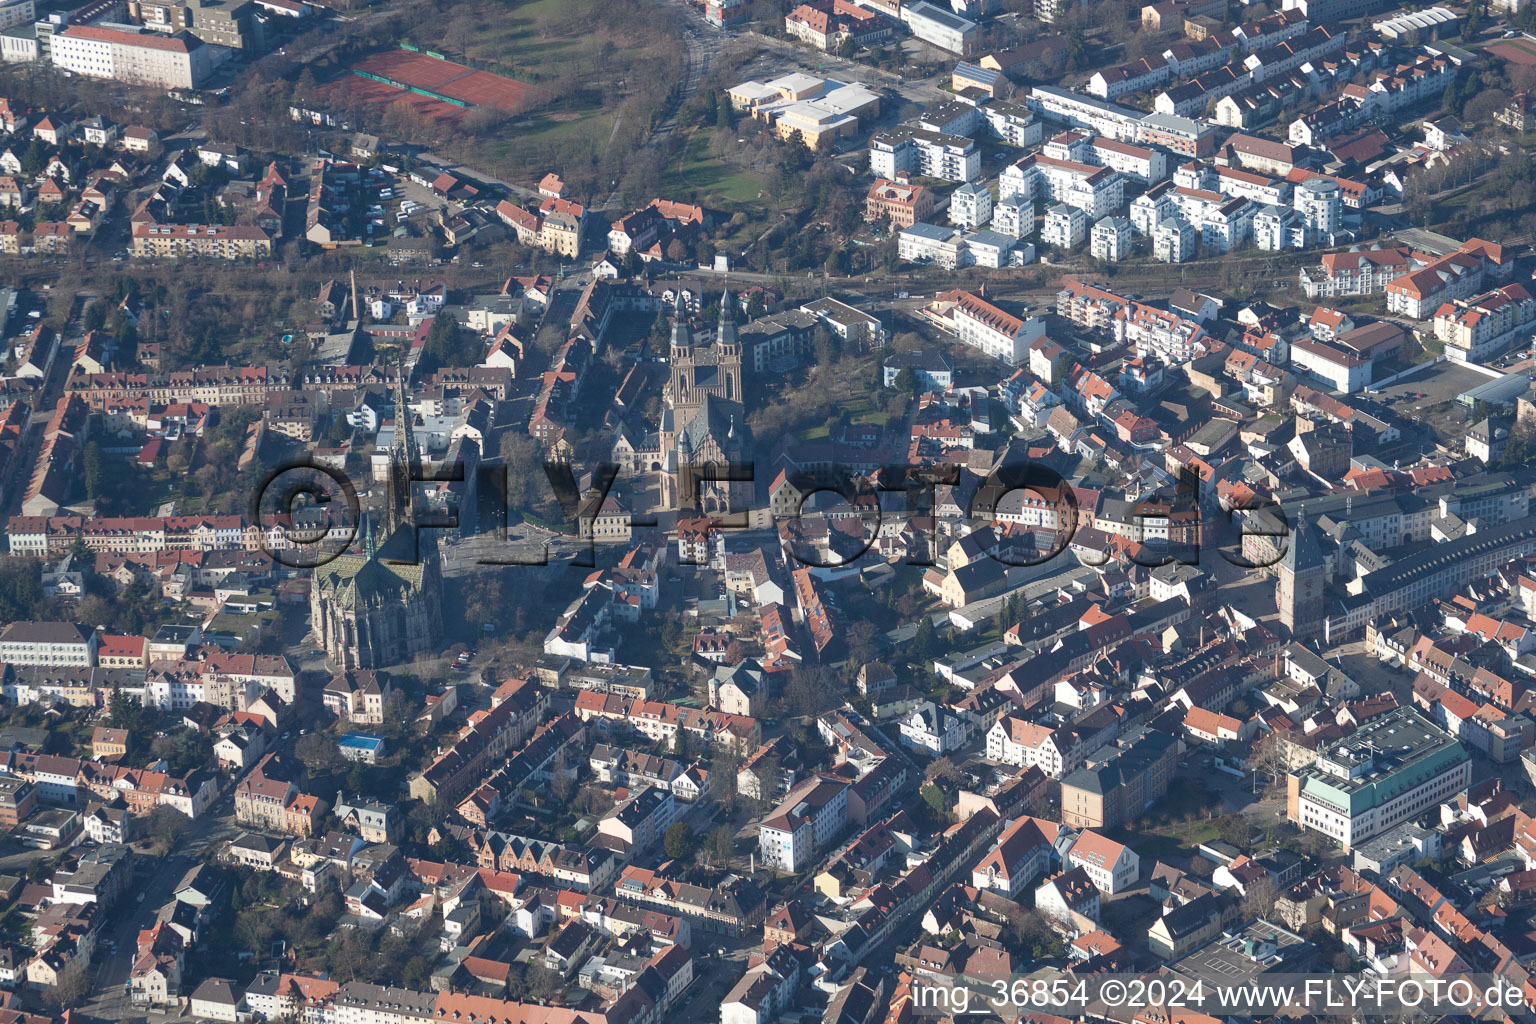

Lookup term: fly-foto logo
[250,457,1296,570]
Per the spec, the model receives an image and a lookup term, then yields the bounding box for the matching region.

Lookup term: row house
[407,679,551,805]
[1088,54,1172,99]
[470,831,618,892]
[233,754,327,835]
[574,691,762,753]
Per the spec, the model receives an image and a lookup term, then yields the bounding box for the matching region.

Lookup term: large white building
[1043,203,1086,250]
[1002,152,1125,221]
[991,198,1032,239]
[903,0,978,53]
[1254,204,1305,251]
[52,23,212,89]
[0,621,97,667]
[1294,177,1342,241]
[1290,707,1470,848]
[948,289,1046,363]
[757,776,848,871]
[1091,216,1132,262]
[1433,283,1536,363]
[898,222,964,268]
[949,181,992,228]
[870,127,980,183]
[1153,217,1195,263]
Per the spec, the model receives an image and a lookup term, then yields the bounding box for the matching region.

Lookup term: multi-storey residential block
[0,621,97,667]
[1091,216,1132,262]
[52,24,212,89]
[869,127,980,183]
[1254,204,1305,251]
[904,0,977,53]
[1299,246,1414,299]
[991,198,1032,239]
[1043,203,1086,250]
[1153,217,1196,263]
[758,776,848,871]
[1433,283,1536,363]
[946,289,1046,363]
[1002,153,1124,220]
[898,222,964,268]
[132,222,272,259]
[948,181,992,228]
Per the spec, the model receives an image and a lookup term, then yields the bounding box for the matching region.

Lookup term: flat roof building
[1288,706,1469,849]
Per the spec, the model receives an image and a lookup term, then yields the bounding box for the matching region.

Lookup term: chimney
[350,267,360,321]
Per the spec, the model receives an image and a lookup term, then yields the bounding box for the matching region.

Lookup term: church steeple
[670,289,691,359]
[717,284,736,346]
[716,285,740,400]
[386,356,421,533]
[362,512,377,561]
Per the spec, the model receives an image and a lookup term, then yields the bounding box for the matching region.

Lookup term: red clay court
[348,48,551,116]
[1489,38,1536,66]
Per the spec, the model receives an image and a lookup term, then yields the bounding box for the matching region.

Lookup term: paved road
[81,786,245,1021]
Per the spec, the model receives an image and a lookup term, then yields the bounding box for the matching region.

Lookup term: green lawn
[671,132,769,206]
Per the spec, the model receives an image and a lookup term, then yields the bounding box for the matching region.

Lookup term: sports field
[1488,38,1536,65]
[349,48,552,116]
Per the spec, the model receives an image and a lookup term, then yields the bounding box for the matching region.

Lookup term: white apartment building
[1153,217,1196,263]
[1433,283,1536,363]
[52,24,212,90]
[1130,183,1177,236]
[964,229,1016,268]
[898,222,964,268]
[1091,216,1132,262]
[1087,136,1168,185]
[0,622,97,666]
[1026,85,1143,142]
[1199,197,1254,254]
[950,290,1046,363]
[903,0,978,54]
[1215,165,1291,206]
[1002,154,1124,220]
[869,127,980,183]
[1254,204,1306,251]
[949,181,992,228]
[1294,176,1341,239]
[991,198,1032,239]
[0,0,34,32]
[1043,203,1086,250]
[982,102,1044,147]
[757,776,848,871]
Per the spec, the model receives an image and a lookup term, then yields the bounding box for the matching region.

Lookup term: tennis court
[349,48,550,115]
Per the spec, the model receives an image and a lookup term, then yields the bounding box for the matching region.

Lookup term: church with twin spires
[661,288,753,515]
[310,360,443,669]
